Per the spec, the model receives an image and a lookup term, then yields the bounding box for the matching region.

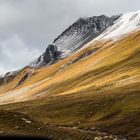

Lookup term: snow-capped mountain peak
[95,10,140,40]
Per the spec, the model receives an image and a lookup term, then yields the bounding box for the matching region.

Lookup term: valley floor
[0,83,139,140]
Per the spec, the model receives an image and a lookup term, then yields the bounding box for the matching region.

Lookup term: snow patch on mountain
[95,10,140,40]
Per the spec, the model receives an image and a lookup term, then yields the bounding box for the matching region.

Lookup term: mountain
[30,15,119,67]
[0,11,140,139]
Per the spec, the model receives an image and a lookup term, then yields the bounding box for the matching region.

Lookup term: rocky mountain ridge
[30,15,119,67]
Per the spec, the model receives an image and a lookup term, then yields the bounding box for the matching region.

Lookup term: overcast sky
[0,0,139,74]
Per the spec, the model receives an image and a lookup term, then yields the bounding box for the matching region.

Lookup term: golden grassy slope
[0,40,110,96]
[0,30,140,139]
[0,30,140,103]
[17,30,140,99]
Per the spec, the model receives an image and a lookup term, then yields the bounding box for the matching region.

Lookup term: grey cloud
[0,35,40,72]
[0,0,140,74]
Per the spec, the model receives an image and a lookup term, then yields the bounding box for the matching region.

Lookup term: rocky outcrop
[43,44,61,64]
[30,44,62,68]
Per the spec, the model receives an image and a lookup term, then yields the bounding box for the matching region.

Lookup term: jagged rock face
[30,15,120,68]
[30,44,62,68]
[44,44,61,64]
[53,15,120,57]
